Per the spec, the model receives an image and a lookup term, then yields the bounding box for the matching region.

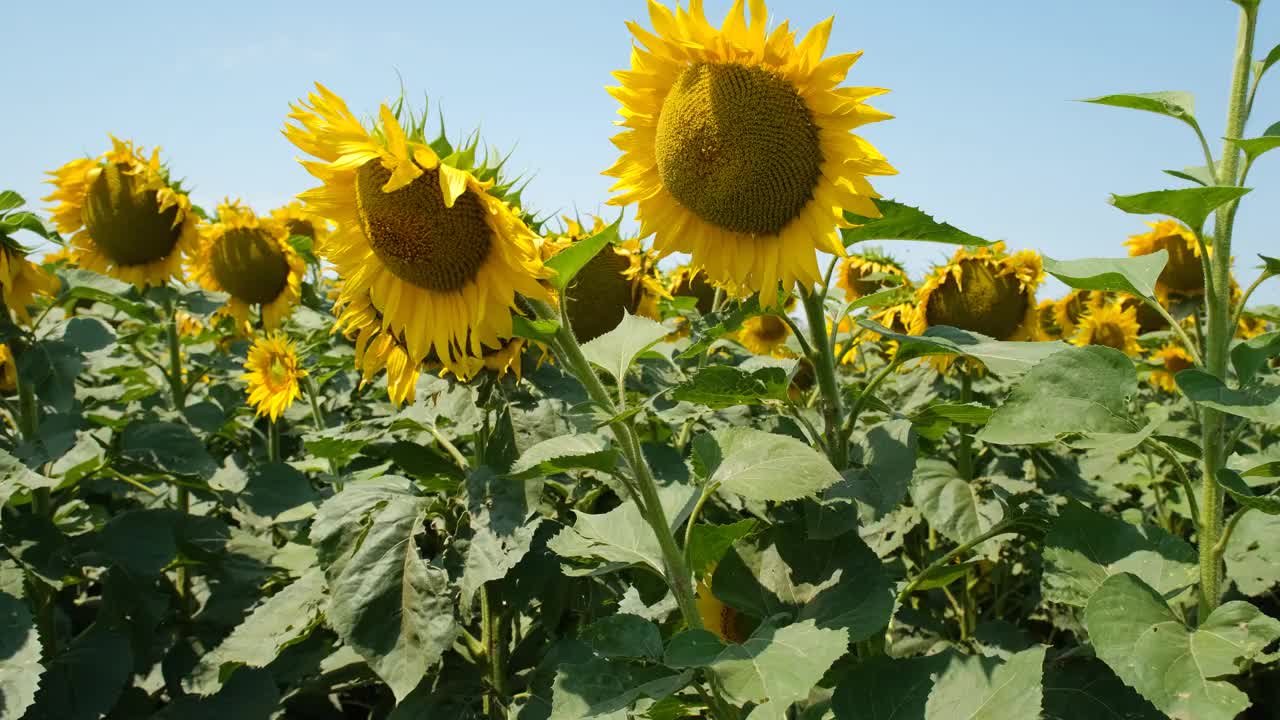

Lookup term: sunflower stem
[1198,1,1258,619]
[165,300,187,411]
[955,369,975,481]
[800,287,848,470]
[303,376,326,429]
[267,420,282,464]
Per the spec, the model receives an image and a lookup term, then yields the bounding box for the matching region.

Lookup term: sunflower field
[4,1,1280,719]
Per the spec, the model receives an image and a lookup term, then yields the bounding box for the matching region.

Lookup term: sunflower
[836,248,908,301]
[284,83,550,381]
[0,344,16,392]
[1237,313,1268,340]
[271,200,331,252]
[911,242,1043,341]
[333,288,422,406]
[1071,301,1141,356]
[175,310,205,339]
[695,576,748,644]
[0,241,58,324]
[668,265,719,316]
[737,313,792,357]
[190,200,306,330]
[1125,220,1205,297]
[243,333,307,422]
[45,136,199,288]
[605,0,896,302]
[1149,342,1195,393]
[40,246,76,268]
[1037,299,1062,340]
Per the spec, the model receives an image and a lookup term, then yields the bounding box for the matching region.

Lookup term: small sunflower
[911,242,1043,341]
[40,246,76,268]
[606,0,896,302]
[1149,342,1194,393]
[668,266,720,316]
[271,200,331,252]
[1053,290,1102,340]
[1071,301,1141,356]
[190,200,306,330]
[45,136,199,288]
[737,313,792,357]
[243,333,307,422]
[836,248,908,301]
[1237,313,1268,340]
[1037,299,1062,340]
[284,83,550,381]
[175,310,205,339]
[695,576,748,644]
[1125,220,1205,297]
[0,241,58,324]
[0,344,16,392]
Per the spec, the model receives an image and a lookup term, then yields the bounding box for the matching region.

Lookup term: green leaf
[310,477,456,701]
[686,519,756,580]
[460,467,543,608]
[59,317,115,353]
[509,434,619,480]
[120,421,217,477]
[0,190,24,213]
[16,340,84,413]
[550,500,666,576]
[832,653,950,720]
[1261,254,1280,274]
[979,346,1140,445]
[1227,120,1280,163]
[1042,252,1167,299]
[551,658,691,720]
[909,459,1001,548]
[912,560,982,591]
[670,365,789,409]
[924,646,1047,720]
[579,615,663,660]
[1043,658,1163,720]
[1258,42,1280,82]
[545,215,622,291]
[909,402,992,440]
[1154,434,1202,459]
[186,569,326,694]
[1163,164,1217,187]
[1242,461,1280,478]
[1041,501,1196,607]
[1230,330,1280,385]
[0,591,42,720]
[859,321,1068,377]
[27,625,133,720]
[1216,468,1280,514]
[693,427,842,502]
[0,449,58,526]
[1086,573,1280,720]
[1083,91,1198,128]
[1176,368,1280,423]
[580,312,668,381]
[512,314,561,344]
[1225,511,1280,595]
[845,419,917,520]
[841,199,989,247]
[1110,187,1251,233]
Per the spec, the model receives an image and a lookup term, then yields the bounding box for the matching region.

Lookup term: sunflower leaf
[1163,164,1217,187]
[545,215,622,291]
[0,591,43,720]
[1042,252,1167,300]
[1176,369,1280,423]
[693,427,841,502]
[1262,254,1280,275]
[841,199,989,247]
[1083,91,1199,129]
[1227,121,1280,164]
[1230,330,1280,385]
[1216,469,1280,515]
[670,365,789,409]
[1256,42,1280,84]
[858,320,1069,377]
[580,312,668,381]
[1110,187,1251,233]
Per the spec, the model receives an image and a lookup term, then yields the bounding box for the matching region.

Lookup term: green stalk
[165,302,186,411]
[267,420,282,464]
[480,585,509,718]
[303,376,326,429]
[799,288,848,469]
[955,369,975,481]
[1199,2,1258,617]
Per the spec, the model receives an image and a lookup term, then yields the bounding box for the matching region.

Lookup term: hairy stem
[800,288,848,469]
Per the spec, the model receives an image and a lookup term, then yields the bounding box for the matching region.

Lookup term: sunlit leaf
[842,199,989,247]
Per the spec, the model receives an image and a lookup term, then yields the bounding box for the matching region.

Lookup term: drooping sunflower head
[1237,313,1269,339]
[1037,299,1062,340]
[1125,219,1205,297]
[190,200,306,330]
[668,265,720,316]
[737,313,793,357]
[911,242,1043,341]
[176,310,205,339]
[1071,300,1141,356]
[1149,342,1195,393]
[0,240,58,324]
[1053,290,1105,340]
[242,333,307,422]
[284,83,550,381]
[606,0,896,302]
[836,247,908,301]
[271,200,331,253]
[44,136,199,288]
[0,344,16,393]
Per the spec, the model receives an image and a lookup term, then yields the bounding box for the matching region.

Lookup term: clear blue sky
[4,0,1278,303]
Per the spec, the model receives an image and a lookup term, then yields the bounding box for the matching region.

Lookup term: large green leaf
[845,419,917,520]
[1225,511,1280,595]
[1041,252,1167,299]
[1176,368,1280,423]
[686,519,756,580]
[859,321,1068,377]
[1110,187,1251,233]
[545,215,622,291]
[923,646,1047,720]
[0,449,58,527]
[979,346,1140,445]
[549,500,665,576]
[1228,121,1280,163]
[1043,657,1163,720]
[26,625,133,720]
[16,340,84,413]
[909,459,1001,548]
[1083,91,1198,128]
[460,467,543,608]
[508,434,619,480]
[1230,330,1280,385]
[579,615,663,661]
[310,477,456,701]
[120,421,217,477]
[1041,501,1196,607]
[0,591,42,720]
[550,657,691,720]
[1085,573,1280,720]
[693,427,841,502]
[1216,468,1280,514]
[670,365,789,409]
[580,312,669,381]
[832,653,949,719]
[841,199,989,247]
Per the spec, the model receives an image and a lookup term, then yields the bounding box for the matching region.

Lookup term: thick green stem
[303,376,325,429]
[800,289,847,469]
[480,585,509,717]
[165,303,186,411]
[955,369,975,481]
[1199,2,1257,618]
[267,420,282,464]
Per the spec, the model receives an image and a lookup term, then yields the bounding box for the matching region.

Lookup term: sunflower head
[0,344,16,393]
[1125,220,1205,296]
[1052,290,1105,340]
[668,266,719,316]
[1071,300,1141,356]
[1149,342,1195,393]
[696,574,748,644]
[285,84,550,382]
[836,248,908,301]
[271,200,331,253]
[911,243,1042,341]
[737,313,792,357]
[0,241,58,325]
[41,246,76,267]
[606,0,896,301]
[190,200,306,330]
[1037,299,1062,339]
[242,333,307,422]
[1237,313,1269,340]
[548,217,666,342]
[44,136,199,288]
